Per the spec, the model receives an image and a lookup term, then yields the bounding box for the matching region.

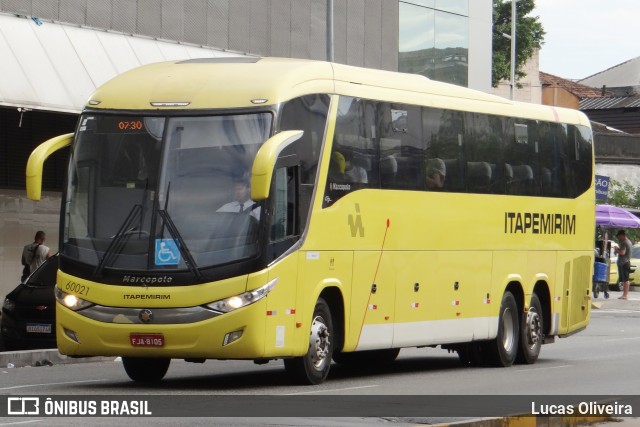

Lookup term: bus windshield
[63,113,272,273]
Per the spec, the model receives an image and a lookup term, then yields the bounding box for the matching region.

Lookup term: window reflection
[399,3,435,53]
[435,0,468,15]
[399,3,435,79]
[399,1,469,87]
[409,0,435,7]
[433,11,468,86]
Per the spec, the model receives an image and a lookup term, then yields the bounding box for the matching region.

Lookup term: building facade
[0,0,492,297]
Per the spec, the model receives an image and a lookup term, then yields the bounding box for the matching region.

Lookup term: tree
[604,179,640,210]
[492,0,545,88]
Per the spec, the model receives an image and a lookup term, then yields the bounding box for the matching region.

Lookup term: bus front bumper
[55,300,268,359]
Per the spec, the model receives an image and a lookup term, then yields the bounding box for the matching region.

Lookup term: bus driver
[217,177,261,220]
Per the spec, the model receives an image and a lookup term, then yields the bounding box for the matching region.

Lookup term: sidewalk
[431,415,625,427]
[594,419,640,426]
[0,347,114,368]
[591,288,640,311]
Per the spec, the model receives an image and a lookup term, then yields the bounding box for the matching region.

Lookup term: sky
[532,0,640,81]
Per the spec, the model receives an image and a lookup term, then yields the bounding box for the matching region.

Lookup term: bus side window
[278,94,330,225]
[268,166,299,262]
[323,97,375,207]
[270,166,297,242]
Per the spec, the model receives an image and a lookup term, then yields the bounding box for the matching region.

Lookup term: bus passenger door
[350,252,396,351]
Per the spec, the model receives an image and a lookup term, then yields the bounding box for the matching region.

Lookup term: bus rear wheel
[284,297,333,385]
[486,291,519,367]
[516,293,543,364]
[122,357,170,382]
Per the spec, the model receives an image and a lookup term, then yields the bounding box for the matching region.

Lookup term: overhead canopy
[596,204,640,228]
[0,13,244,114]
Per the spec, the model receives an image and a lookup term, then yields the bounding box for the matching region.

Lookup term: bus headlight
[205,278,277,313]
[54,287,95,311]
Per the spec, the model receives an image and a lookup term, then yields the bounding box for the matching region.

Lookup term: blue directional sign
[155,239,180,266]
[595,175,609,201]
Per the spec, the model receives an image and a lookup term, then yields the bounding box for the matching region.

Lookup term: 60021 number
[65,281,90,296]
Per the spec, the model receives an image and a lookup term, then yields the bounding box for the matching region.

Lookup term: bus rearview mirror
[251,130,304,200]
[26,133,74,201]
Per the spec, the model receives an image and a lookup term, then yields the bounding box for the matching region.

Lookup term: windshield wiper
[94,204,142,278]
[157,209,203,280]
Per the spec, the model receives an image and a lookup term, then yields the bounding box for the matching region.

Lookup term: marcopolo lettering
[330,183,351,191]
[123,275,173,284]
[504,212,576,235]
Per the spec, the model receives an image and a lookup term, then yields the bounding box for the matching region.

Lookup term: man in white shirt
[216,178,261,220]
[21,231,52,280]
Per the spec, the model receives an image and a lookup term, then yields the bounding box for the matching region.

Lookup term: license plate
[130,333,164,347]
[26,323,52,334]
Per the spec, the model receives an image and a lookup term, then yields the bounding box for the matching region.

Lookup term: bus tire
[516,293,543,364]
[122,357,170,382]
[333,348,400,365]
[284,297,333,385]
[486,291,519,367]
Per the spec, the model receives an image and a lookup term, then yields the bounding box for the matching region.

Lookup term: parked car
[1,254,58,351]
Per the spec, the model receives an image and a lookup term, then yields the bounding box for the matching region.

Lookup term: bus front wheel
[122,357,170,382]
[284,297,333,385]
[487,291,519,367]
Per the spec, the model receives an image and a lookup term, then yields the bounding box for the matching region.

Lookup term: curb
[0,348,115,369]
[433,414,615,427]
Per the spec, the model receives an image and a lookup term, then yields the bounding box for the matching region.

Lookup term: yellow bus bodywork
[36,58,592,361]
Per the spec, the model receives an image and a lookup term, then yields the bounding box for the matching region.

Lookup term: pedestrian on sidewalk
[614,229,633,299]
[21,230,52,282]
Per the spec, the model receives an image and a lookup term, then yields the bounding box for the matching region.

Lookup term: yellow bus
[26,57,594,384]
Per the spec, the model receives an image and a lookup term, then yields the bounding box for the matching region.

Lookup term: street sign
[595,175,609,201]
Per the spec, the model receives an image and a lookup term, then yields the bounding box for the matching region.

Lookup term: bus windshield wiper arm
[157,209,203,281]
[93,204,142,278]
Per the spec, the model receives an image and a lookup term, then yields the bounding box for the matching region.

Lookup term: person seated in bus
[216,176,260,220]
[328,151,347,183]
[344,152,368,184]
[110,142,148,185]
[425,158,446,189]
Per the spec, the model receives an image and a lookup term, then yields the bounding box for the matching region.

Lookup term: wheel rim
[525,309,541,349]
[309,315,330,370]
[501,307,515,352]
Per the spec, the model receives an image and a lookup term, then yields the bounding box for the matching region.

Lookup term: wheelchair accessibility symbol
[155,239,180,266]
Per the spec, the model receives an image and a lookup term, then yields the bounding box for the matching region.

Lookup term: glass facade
[399,0,469,87]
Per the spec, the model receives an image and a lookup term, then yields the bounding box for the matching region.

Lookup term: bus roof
[87,57,590,127]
